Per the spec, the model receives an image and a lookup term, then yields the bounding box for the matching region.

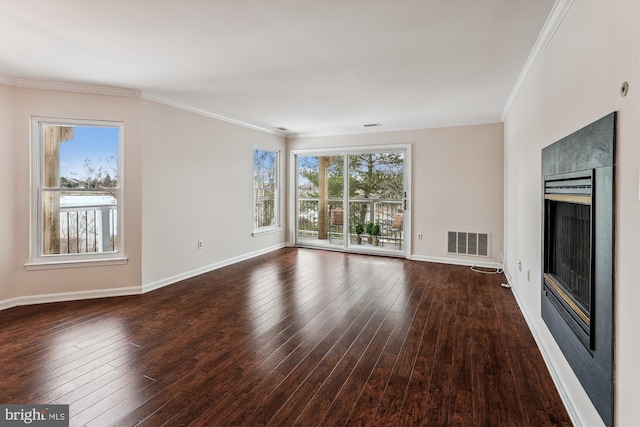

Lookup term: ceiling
[0,0,555,137]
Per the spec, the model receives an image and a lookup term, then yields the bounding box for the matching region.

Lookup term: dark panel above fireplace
[541,112,615,427]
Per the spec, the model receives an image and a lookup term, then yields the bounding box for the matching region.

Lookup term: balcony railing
[298,197,403,245]
[58,204,117,254]
[254,196,275,229]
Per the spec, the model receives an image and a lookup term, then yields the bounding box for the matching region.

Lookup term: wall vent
[447,231,489,257]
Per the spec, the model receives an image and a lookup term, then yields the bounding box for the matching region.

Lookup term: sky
[59,126,119,180]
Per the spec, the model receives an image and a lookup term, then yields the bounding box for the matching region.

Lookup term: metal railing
[254,191,276,229]
[297,197,403,244]
[59,204,117,254]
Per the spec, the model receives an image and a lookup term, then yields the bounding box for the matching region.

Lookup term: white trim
[0,74,17,86]
[15,79,141,97]
[289,144,412,260]
[502,259,513,285]
[291,115,502,139]
[252,226,284,237]
[289,149,297,246]
[253,147,281,232]
[410,255,500,270]
[141,243,287,294]
[25,257,128,271]
[289,143,413,156]
[501,0,573,120]
[0,286,141,312]
[142,91,285,137]
[414,255,579,426]
[3,245,287,312]
[2,77,501,138]
[3,77,285,136]
[29,117,125,265]
[404,144,412,259]
[508,278,583,427]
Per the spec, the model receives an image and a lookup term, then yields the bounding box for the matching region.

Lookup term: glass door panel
[296,154,344,248]
[348,152,405,254]
[295,148,407,257]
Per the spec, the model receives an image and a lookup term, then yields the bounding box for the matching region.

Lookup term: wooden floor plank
[289,299,394,426]
[107,388,174,426]
[316,311,400,426]
[250,298,380,425]
[208,306,348,425]
[0,248,571,426]
[369,270,433,426]
[133,397,185,427]
[393,279,451,426]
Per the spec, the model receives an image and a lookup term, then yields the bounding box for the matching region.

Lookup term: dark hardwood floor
[0,248,571,426]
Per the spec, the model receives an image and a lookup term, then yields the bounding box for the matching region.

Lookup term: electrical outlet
[518,260,522,271]
[417,233,422,240]
[198,240,204,249]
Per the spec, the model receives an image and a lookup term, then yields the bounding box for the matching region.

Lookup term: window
[27,117,125,269]
[253,148,279,233]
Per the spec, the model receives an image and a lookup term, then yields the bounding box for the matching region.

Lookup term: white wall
[287,122,504,265]
[503,1,639,425]
[0,83,17,302]
[0,86,143,304]
[0,88,289,305]
[140,100,287,288]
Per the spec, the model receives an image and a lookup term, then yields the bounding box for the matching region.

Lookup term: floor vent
[447,231,489,257]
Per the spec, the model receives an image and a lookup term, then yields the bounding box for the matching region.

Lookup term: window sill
[25,257,128,271]
[252,226,283,237]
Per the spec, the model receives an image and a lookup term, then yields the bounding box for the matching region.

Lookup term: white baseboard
[0,242,587,424]
[0,286,141,311]
[508,277,584,427]
[410,254,501,270]
[501,261,513,285]
[141,243,287,294]
[0,244,288,311]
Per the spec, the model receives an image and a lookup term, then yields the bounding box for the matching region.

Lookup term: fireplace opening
[543,176,593,348]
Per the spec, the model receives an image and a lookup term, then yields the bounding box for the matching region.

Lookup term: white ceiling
[0,0,555,137]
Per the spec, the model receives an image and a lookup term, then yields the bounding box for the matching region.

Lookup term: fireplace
[543,176,594,349]
[541,112,615,427]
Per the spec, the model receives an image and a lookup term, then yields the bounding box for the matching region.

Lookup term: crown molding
[0,74,17,86]
[289,114,503,139]
[142,91,286,137]
[13,78,142,97]
[4,76,285,137]
[501,0,573,120]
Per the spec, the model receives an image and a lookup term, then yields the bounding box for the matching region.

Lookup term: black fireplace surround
[541,112,615,427]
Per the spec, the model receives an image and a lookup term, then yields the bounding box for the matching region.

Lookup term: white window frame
[289,143,412,259]
[25,117,127,270]
[252,147,281,235]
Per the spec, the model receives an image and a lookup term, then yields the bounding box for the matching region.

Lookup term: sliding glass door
[294,146,409,257]
[296,154,344,248]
